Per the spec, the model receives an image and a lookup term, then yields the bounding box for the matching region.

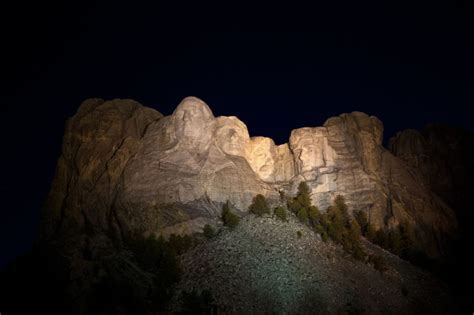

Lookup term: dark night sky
[1,0,473,267]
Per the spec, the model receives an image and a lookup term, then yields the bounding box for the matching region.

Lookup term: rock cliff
[389,124,474,225]
[41,97,457,260]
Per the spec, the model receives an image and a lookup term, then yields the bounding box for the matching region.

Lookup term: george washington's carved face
[172,97,215,150]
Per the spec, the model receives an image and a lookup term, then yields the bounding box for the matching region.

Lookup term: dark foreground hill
[172,214,454,314]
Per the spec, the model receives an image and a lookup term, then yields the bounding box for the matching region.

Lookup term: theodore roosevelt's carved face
[172,97,215,150]
[249,137,275,181]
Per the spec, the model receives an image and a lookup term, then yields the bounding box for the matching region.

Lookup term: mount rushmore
[41,96,457,260]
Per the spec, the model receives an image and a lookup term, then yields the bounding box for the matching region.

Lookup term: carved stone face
[290,128,336,174]
[299,142,319,172]
[172,97,215,150]
[290,128,319,174]
[216,117,250,157]
[249,137,275,181]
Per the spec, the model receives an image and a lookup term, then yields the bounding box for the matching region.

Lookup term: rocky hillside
[34,96,465,313]
[172,214,454,314]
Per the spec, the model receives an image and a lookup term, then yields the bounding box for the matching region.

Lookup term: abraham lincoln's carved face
[290,128,336,174]
[290,129,319,174]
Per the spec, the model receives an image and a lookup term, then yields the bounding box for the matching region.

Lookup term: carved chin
[259,165,273,176]
[180,123,204,139]
[225,148,239,156]
[220,141,243,155]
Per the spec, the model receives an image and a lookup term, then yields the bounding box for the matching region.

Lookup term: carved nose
[183,111,191,122]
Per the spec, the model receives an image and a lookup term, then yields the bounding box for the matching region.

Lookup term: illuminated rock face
[290,127,336,175]
[172,97,216,151]
[248,137,276,181]
[118,97,273,236]
[42,96,457,258]
[215,116,250,157]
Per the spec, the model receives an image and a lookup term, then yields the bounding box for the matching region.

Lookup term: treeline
[244,182,425,271]
[210,183,426,271]
[287,182,367,261]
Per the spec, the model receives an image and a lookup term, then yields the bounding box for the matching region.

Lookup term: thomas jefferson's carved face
[223,129,246,155]
[216,117,250,157]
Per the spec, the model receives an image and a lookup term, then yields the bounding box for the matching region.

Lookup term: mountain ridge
[0,96,469,314]
[41,96,456,260]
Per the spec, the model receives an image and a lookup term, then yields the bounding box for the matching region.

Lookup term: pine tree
[348,220,365,260]
[349,219,361,244]
[319,213,330,230]
[221,201,240,229]
[327,205,344,244]
[308,205,320,227]
[327,222,343,244]
[314,224,325,234]
[288,181,312,214]
[341,229,352,252]
[366,223,376,242]
[296,182,312,209]
[203,224,215,239]
[249,194,270,216]
[297,207,308,224]
[354,210,368,235]
[221,201,231,222]
[334,195,350,226]
[274,206,287,221]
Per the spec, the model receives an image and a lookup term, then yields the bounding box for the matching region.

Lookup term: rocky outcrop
[115,98,275,240]
[42,97,457,260]
[40,98,163,246]
[389,124,474,224]
[287,113,456,257]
